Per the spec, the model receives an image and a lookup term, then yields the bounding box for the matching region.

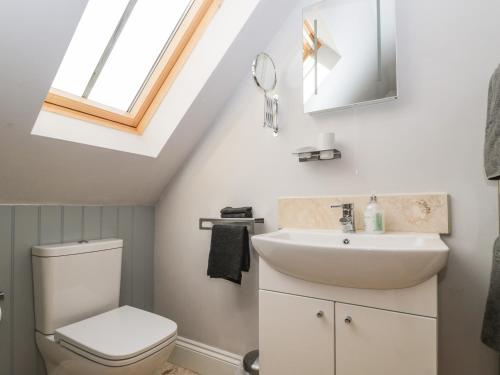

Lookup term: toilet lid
[55,305,177,361]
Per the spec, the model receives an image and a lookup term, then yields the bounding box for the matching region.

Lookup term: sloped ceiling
[0,0,294,204]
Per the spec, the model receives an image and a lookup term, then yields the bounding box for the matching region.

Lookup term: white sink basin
[251,229,449,289]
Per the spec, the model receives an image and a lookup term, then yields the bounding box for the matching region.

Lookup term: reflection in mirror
[252,53,277,92]
[303,0,397,113]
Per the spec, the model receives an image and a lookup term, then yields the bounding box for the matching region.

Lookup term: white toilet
[32,239,177,375]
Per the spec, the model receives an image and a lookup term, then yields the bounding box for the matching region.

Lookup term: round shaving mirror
[252,53,277,92]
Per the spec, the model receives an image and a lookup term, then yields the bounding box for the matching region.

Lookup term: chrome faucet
[330,203,356,233]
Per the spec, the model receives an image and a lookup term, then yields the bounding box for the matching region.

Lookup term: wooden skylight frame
[43,0,220,135]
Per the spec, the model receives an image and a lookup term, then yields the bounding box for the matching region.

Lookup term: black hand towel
[207,224,250,285]
[482,236,500,351]
[220,207,253,218]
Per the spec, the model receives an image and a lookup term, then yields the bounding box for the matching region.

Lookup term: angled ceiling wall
[0,0,294,204]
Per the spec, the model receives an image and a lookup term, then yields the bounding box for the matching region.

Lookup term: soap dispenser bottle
[364,195,385,234]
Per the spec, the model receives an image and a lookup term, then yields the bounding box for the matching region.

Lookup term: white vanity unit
[252,229,449,375]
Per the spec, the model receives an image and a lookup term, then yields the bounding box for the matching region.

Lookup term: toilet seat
[54,306,177,367]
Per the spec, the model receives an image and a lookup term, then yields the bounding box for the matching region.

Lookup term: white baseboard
[169,336,243,375]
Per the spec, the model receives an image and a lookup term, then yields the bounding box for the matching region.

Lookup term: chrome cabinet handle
[344,316,352,324]
[0,292,4,300]
[316,310,324,318]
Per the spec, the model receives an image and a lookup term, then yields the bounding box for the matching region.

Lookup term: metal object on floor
[243,350,259,375]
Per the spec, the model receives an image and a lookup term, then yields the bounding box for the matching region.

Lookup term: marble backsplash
[278,193,449,234]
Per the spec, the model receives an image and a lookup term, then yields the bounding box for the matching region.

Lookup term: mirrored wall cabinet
[303,0,398,113]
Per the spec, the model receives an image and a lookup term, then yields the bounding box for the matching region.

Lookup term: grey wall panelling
[132,206,155,311]
[62,206,83,243]
[0,205,155,375]
[0,207,12,375]
[14,206,39,375]
[118,207,134,307]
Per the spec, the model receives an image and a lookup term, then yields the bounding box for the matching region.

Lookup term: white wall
[155,0,500,373]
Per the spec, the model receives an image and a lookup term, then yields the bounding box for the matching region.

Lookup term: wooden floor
[159,362,200,375]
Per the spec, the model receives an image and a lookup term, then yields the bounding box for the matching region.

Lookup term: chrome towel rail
[199,218,264,233]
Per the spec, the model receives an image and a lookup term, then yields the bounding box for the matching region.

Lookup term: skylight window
[45,0,219,134]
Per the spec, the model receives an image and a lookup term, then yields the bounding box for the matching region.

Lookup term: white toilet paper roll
[320,150,335,160]
[317,132,336,150]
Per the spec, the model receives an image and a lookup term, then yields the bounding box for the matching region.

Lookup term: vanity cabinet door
[335,303,437,375]
[259,290,334,375]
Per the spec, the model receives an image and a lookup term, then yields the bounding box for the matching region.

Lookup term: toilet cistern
[331,203,355,233]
